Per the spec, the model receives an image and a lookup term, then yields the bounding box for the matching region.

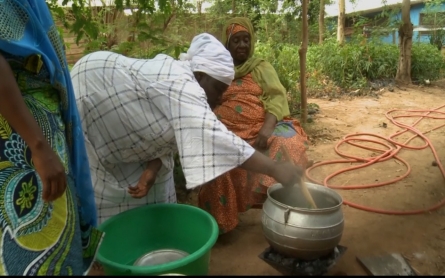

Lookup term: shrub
[256,36,445,92]
[308,36,399,88]
[255,39,301,102]
[411,42,445,81]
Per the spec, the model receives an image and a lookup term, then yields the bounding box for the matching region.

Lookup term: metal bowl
[134,249,189,267]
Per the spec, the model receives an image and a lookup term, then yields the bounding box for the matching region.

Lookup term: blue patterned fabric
[0,0,97,228]
[0,57,103,274]
[272,121,298,138]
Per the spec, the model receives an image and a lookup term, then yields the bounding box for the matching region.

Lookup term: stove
[258,245,348,276]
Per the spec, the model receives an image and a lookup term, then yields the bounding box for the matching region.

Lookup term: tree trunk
[232,0,236,16]
[299,0,309,124]
[197,0,203,15]
[163,13,177,31]
[163,0,177,32]
[319,0,325,44]
[337,0,345,44]
[107,9,120,48]
[395,0,413,84]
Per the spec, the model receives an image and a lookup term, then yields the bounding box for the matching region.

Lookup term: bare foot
[93,262,103,270]
[88,262,104,276]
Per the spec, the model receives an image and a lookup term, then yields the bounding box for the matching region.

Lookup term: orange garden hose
[305,104,445,215]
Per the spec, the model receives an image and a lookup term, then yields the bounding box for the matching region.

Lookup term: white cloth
[71,51,255,224]
[179,33,234,85]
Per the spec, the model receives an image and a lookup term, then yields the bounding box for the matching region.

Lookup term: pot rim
[266,182,343,212]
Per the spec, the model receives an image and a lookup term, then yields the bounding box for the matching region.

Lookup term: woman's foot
[88,262,104,276]
[93,262,103,270]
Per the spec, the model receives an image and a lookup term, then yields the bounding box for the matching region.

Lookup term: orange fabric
[198,74,309,234]
[226,23,249,38]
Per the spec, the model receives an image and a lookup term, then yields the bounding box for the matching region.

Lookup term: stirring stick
[280,145,318,209]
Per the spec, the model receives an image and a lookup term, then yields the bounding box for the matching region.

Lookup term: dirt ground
[89,81,445,276]
[174,81,445,276]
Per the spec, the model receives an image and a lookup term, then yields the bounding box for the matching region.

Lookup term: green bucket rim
[96,203,219,274]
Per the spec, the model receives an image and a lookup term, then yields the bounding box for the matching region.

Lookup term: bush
[255,36,445,92]
[255,39,300,102]
[411,42,445,81]
[308,36,400,88]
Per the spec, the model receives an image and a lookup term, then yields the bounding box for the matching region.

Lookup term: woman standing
[198,17,310,234]
[71,33,304,225]
[0,0,102,275]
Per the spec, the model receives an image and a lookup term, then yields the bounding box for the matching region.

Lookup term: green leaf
[0,117,11,140]
[219,195,227,206]
[205,201,211,211]
[115,0,124,9]
[158,0,168,11]
[275,151,282,162]
[75,30,85,45]
[174,46,181,59]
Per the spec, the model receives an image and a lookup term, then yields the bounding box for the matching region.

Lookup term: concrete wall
[379,3,445,44]
[328,2,445,45]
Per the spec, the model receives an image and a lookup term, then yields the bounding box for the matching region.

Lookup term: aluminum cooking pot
[262,182,344,260]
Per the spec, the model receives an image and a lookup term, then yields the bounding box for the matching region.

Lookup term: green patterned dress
[0,52,102,275]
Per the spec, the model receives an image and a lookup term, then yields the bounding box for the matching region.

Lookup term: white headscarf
[179,33,234,86]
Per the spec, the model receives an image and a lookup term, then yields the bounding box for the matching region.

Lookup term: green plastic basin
[96,203,218,276]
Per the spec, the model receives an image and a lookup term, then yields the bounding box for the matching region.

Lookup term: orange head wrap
[226,23,249,42]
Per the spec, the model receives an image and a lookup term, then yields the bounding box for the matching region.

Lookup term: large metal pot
[262,182,344,260]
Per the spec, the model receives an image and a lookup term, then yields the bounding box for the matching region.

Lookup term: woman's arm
[146,79,303,189]
[128,158,163,198]
[254,112,277,150]
[0,54,47,151]
[0,54,67,202]
[239,150,303,187]
[264,112,277,128]
[253,61,289,149]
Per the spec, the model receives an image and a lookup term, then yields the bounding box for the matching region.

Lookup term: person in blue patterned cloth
[0,0,102,275]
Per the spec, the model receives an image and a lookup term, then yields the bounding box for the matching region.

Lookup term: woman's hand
[254,125,274,150]
[269,161,304,187]
[32,143,67,202]
[254,113,277,150]
[128,158,162,198]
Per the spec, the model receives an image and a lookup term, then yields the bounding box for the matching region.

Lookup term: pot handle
[284,208,290,225]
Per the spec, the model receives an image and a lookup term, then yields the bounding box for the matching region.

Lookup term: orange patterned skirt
[198,74,309,234]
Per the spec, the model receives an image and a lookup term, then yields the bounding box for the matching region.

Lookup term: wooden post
[319,0,325,44]
[299,0,309,124]
[337,0,345,44]
[395,0,413,84]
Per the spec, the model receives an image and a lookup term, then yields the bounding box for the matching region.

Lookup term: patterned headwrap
[225,23,249,47]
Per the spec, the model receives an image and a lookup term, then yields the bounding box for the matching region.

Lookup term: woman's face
[195,72,229,110]
[228,31,251,66]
